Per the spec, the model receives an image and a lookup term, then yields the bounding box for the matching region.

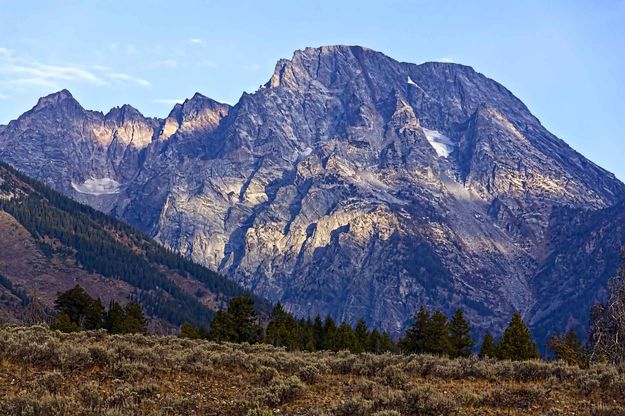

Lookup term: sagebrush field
[1,326,624,415]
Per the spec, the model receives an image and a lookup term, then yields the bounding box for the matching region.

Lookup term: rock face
[1,45,623,343]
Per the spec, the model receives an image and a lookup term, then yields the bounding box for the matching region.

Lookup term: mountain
[0,161,262,330]
[1,45,623,343]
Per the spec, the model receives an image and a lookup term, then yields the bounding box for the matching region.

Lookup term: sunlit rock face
[1,46,623,343]
[0,90,159,211]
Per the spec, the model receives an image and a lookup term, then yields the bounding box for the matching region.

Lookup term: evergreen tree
[334,322,358,352]
[54,284,94,329]
[380,331,395,353]
[122,301,147,334]
[299,318,317,351]
[497,312,540,360]
[479,332,497,358]
[84,298,104,330]
[226,295,262,344]
[179,322,203,339]
[368,328,382,353]
[448,308,473,357]
[105,300,125,334]
[50,311,78,333]
[323,316,337,351]
[265,303,290,347]
[425,310,452,355]
[548,329,588,367]
[354,319,369,354]
[209,310,235,342]
[313,315,324,350]
[400,306,431,354]
[282,314,299,350]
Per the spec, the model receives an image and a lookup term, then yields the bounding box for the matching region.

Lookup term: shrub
[404,386,459,415]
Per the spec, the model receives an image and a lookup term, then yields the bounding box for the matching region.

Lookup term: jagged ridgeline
[0,161,268,329]
[2,46,625,345]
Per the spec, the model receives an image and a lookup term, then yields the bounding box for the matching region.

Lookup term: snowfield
[71,178,122,195]
[422,127,455,158]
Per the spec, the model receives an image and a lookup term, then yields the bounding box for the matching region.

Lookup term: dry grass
[1,326,624,415]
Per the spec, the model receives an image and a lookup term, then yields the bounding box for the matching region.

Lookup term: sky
[0,0,624,179]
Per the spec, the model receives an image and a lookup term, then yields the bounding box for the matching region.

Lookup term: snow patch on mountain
[422,128,455,158]
[71,178,122,195]
[291,146,313,163]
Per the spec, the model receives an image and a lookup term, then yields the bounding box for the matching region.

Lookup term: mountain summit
[0,45,622,343]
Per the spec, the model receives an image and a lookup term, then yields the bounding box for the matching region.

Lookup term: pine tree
[323,316,337,351]
[479,332,497,358]
[122,302,147,334]
[354,319,369,353]
[400,306,431,354]
[226,295,262,344]
[265,303,290,347]
[313,315,324,350]
[380,331,395,353]
[209,310,235,342]
[368,328,382,353]
[299,318,316,351]
[105,301,125,334]
[84,298,104,330]
[282,314,298,350]
[425,310,452,355]
[334,322,358,352]
[54,284,95,329]
[497,312,540,360]
[50,311,79,333]
[448,308,473,357]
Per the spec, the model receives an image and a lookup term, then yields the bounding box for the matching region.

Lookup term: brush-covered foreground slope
[0,162,262,330]
[1,45,624,342]
[2,326,625,416]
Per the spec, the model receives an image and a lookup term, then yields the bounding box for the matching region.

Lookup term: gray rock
[1,46,623,344]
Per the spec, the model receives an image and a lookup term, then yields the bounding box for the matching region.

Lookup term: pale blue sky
[1,0,624,179]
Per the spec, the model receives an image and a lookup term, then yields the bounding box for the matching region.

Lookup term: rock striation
[1,45,623,343]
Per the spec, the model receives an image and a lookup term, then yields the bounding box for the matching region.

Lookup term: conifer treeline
[180,296,551,361]
[179,297,395,354]
[399,307,473,357]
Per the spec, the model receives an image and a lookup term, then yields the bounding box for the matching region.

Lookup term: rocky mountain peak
[0,46,623,346]
[104,104,146,124]
[158,93,230,141]
[31,89,83,114]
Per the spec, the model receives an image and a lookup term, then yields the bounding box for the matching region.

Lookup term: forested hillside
[0,161,266,330]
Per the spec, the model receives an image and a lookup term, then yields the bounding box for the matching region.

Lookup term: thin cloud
[189,38,205,45]
[0,47,151,90]
[0,93,8,100]
[154,98,185,105]
[107,72,151,87]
